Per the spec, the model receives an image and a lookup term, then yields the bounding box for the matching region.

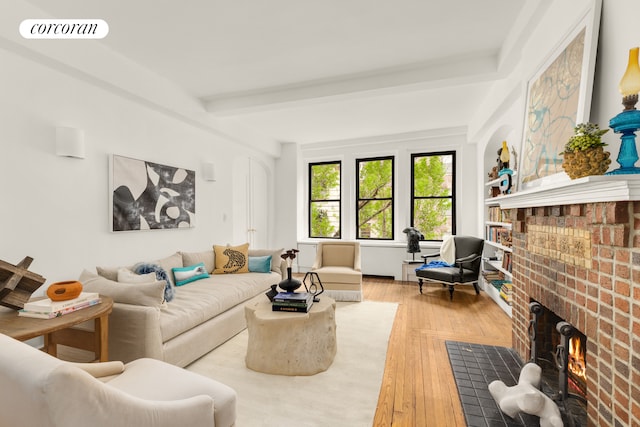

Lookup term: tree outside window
[411,152,455,240]
[356,156,394,240]
[309,161,341,238]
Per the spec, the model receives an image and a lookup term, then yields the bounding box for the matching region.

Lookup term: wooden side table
[0,295,113,362]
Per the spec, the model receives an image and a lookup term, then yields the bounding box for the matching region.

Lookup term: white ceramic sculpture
[488,362,563,427]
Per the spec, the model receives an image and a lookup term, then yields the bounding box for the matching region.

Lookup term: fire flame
[568,336,586,380]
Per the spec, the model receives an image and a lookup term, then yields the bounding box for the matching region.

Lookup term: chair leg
[448,285,454,300]
[418,278,423,294]
[473,282,480,295]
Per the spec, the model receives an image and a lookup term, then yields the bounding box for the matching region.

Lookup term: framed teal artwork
[518,0,602,189]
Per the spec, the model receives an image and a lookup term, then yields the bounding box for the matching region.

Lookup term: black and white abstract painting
[111,155,195,231]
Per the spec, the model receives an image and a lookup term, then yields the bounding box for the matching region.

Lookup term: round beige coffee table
[244,296,337,375]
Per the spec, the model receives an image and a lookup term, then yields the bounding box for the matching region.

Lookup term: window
[309,161,341,238]
[411,151,456,240]
[356,156,394,240]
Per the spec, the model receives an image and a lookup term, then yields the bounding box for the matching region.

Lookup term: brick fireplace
[494,176,640,426]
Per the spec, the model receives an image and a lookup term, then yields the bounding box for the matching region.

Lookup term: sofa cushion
[96,265,124,281]
[172,263,210,286]
[159,272,278,342]
[321,245,355,267]
[180,250,215,274]
[133,263,175,303]
[155,252,184,287]
[213,243,249,274]
[248,256,271,273]
[312,266,362,284]
[117,268,156,283]
[247,248,283,273]
[79,270,165,308]
[96,252,184,286]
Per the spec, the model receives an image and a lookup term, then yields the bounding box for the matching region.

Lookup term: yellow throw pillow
[213,243,249,274]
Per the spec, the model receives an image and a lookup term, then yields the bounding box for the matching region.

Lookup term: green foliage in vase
[560,123,609,154]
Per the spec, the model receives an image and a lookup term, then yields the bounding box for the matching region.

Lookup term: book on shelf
[19,297,102,319]
[23,292,100,313]
[487,206,512,223]
[501,253,512,273]
[482,270,503,282]
[499,282,513,305]
[485,225,512,247]
[488,279,510,291]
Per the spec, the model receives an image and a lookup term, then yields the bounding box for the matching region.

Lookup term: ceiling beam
[203,51,502,116]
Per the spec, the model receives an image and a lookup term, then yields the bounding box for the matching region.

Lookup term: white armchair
[311,241,363,301]
[0,333,236,427]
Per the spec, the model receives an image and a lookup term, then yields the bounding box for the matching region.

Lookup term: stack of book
[482,270,503,283]
[272,292,313,313]
[499,282,513,305]
[19,292,101,319]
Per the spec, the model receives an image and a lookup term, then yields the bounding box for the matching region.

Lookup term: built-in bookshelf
[483,175,514,317]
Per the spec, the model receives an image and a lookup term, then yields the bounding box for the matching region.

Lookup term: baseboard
[363,274,394,280]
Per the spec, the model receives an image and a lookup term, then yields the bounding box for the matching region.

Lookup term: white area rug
[186,300,398,427]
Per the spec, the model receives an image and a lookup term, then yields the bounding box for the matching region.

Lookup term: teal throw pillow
[172,262,209,286]
[248,255,272,273]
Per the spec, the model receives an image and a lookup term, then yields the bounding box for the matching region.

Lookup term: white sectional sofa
[78,248,284,367]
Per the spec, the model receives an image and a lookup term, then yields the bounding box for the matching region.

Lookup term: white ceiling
[22,0,544,147]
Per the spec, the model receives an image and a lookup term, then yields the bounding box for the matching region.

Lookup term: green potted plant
[560,123,612,179]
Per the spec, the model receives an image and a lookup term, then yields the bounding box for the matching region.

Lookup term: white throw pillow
[117,268,156,283]
[79,270,165,308]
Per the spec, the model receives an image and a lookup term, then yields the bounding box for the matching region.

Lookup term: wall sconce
[203,162,216,182]
[56,127,85,159]
[607,47,640,175]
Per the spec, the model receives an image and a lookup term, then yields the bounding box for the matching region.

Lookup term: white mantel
[487,175,640,209]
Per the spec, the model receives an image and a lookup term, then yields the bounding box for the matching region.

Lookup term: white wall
[272,142,300,251]
[0,46,275,289]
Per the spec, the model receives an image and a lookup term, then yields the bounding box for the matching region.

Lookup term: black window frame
[355,155,395,241]
[308,160,342,239]
[410,151,456,241]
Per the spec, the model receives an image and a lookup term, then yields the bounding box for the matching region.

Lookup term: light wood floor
[363,277,512,427]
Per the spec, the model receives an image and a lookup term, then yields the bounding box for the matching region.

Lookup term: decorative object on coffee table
[46,280,83,301]
[265,284,278,302]
[278,249,301,292]
[302,271,324,302]
[0,256,46,310]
